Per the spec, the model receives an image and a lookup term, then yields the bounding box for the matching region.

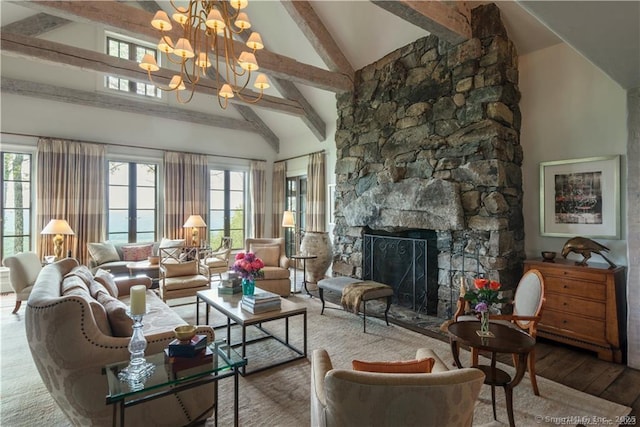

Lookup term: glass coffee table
[105,340,246,427]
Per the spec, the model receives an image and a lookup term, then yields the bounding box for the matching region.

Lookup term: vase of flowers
[231,252,264,296]
[463,277,508,337]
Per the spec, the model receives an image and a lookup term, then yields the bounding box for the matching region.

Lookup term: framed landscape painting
[540,155,620,238]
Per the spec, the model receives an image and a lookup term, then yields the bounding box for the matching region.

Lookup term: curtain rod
[1,131,266,163]
[276,149,325,163]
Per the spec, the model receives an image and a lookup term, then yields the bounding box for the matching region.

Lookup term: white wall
[519,43,628,266]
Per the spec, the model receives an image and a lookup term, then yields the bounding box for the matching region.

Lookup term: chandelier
[139,0,270,109]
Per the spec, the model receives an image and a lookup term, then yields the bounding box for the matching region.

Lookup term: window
[285,176,307,256]
[106,35,160,98]
[107,162,157,243]
[209,170,246,250]
[1,152,32,258]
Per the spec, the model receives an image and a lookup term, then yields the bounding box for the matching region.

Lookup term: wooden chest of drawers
[524,259,626,363]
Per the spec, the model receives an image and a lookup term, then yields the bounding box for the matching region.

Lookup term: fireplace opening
[362,227,439,315]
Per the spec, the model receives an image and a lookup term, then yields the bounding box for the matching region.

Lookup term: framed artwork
[540,155,620,238]
[328,184,336,225]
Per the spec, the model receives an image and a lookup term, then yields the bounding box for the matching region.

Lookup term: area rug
[0,293,630,426]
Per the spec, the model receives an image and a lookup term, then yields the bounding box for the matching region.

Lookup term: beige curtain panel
[164,152,209,241]
[250,160,267,238]
[306,152,326,232]
[36,138,105,264]
[272,161,286,238]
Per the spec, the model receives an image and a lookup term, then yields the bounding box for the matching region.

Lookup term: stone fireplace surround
[331,4,526,318]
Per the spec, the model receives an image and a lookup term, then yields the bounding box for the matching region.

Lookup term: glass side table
[105,340,246,427]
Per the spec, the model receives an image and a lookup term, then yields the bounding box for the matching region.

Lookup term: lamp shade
[183,215,207,228]
[282,211,295,228]
[41,219,74,236]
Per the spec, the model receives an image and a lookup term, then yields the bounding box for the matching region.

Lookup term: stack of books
[218,272,242,294]
[241,290,281,314]
[164,335,213,372]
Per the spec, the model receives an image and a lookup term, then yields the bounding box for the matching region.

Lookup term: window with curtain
[107,161,157,243]
[1,152,32,258]
[209,169,246,250]
[106,34,160,99]
[285,175,307,256]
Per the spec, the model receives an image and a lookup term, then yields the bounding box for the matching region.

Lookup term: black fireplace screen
[363,229,438,314]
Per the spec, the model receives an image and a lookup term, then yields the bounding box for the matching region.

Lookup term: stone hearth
[331,4,525,318]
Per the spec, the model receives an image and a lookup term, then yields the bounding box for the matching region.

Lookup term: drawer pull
[563,320,568,324]
[563,285,568,289]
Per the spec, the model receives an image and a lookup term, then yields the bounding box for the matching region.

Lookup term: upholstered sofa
[311,348,485,427]
[245,237,291,297]
[87,240,162,276]
[25,258,215,426]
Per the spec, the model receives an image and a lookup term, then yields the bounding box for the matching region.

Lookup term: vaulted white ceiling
[1,1,637,156]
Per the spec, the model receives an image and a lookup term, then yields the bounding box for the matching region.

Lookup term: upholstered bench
[318,277,393,332]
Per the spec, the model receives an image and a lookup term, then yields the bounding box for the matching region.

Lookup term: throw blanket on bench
[341,281,389,314]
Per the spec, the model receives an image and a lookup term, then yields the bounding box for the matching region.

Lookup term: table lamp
[183,215,207,247]
[41,219,75,260]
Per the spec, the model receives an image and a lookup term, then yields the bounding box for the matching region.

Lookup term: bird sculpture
[561,236,617,268]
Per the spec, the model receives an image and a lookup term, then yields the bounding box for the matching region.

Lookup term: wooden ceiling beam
[0,32,306,118]
[1,77,261,134]
[16,0,352,93]
[0,12,70,37]
[280,0,354,77]
[371,0,471,45]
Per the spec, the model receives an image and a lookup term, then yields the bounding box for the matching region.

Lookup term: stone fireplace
[331,4,526,318]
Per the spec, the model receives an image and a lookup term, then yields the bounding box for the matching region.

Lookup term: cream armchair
[245,238,290,297]
[311,348,485,427]
[3,251,42,313]
[159,247,210,303]
[201,237,232,281]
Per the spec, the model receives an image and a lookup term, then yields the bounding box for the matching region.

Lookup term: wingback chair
[3,252,42,313]
[245,238,290,297]
[455,269,546,395]
[311,348,485,427]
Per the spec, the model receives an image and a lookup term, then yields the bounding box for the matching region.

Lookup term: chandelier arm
[144,69,179,92]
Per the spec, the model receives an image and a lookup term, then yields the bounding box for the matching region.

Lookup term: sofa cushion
[96,292,132,337]
[88,242,120,265]
[94,269,119,298]
[64,265,94,286]
[61,275,89,295]
[352,357,435,374]
[64,285,113,336]
[163,275,209,291]
[250,244,280,267]
[163,260,198,278]
[88,280,110,299]
[121,244,154,261]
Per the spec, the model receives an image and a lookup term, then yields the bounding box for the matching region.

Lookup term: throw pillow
[88,280,110,299]
[121,243,154,261]
[64,287,112,336]
[61,275,89,295]
[87,242,120,265]
[249,244,280,267]
[352,357,435,374]
[97,292,133,337]
[64,265,95,286]
[94,269,119,298]
[163,260,197,278]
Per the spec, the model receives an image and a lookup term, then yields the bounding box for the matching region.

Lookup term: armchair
[201,237,232,281]
[3,252,42,313]
[159,247,210,303]
[454,268,545,395]
[311,348,485,427]
[245,238,290,297]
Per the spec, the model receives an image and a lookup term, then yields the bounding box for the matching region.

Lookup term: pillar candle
[130,285,146,315]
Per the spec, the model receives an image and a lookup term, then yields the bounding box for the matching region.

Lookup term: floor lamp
[41,219,75,261]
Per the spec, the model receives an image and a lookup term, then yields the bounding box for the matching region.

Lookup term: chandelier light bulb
[254,73,270,90]
[205,9,225,31]
[196,52,212,68]
[230,0,248,10]
[169,75,186,90]
[158,36,174,54]
[238,51,258,71]
[151,10,172,31]
[246,32,264,50]
[173,38,195,58]
[235,12,251,30]
[219,84,235,99]
[139,53,159,72]
[172,7,189,25]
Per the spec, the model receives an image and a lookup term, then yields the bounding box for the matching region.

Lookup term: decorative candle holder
[118,313,155,385]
